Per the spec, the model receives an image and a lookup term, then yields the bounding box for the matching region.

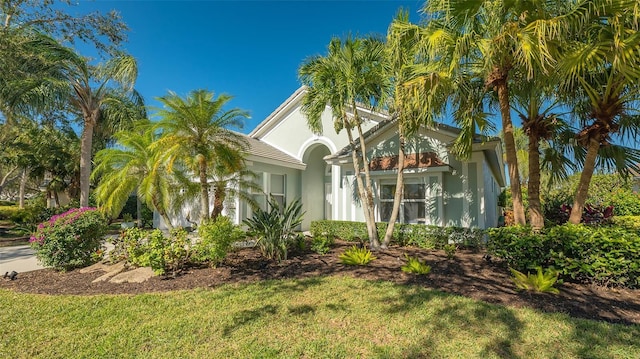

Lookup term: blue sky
[75,0,424,133]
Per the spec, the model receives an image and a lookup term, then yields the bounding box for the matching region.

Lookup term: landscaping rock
[109,267,154,283]
[91,261,126,283]
[79,262,111,274]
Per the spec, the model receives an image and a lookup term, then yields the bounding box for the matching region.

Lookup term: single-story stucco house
[156,86,505,230]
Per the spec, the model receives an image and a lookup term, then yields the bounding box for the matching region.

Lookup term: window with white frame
[379,180,427,224]
[270,174,286,208]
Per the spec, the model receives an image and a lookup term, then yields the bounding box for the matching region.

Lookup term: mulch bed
[2,240,639,326]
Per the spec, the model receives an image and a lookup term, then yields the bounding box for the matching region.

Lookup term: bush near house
[310,220,485,249]
[487,224,640,289]
[193,216,246,267]
[118,227,192,275]
[29,207,107,271]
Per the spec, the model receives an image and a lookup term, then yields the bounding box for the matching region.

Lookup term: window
[270,174,286,208]
[379,181,427,224]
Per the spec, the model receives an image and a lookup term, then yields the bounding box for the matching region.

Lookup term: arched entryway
[301,144,332,230]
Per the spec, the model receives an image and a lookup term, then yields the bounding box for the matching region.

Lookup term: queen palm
[299,35,388,249]
[154,89,250,222]
[417,0,564,225]
[558,0,640,223]
[63,52,144,207]
[92,120,176,228]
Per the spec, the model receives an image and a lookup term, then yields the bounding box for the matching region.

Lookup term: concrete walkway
[0,235,117,274]
[0,245,44,274]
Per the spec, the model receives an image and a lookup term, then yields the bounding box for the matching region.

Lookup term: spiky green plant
[339,246,376,266]
[244,196,304,261]
[510,267,560,294]
[401,255,431,275]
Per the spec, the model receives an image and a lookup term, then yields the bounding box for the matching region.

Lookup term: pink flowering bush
[30,207,107,271]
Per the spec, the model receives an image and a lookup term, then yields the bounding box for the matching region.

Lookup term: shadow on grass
[222,304,279,337]
[375,285,524,358]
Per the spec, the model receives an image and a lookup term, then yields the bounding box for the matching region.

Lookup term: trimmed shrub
[310,220,485,249]
[121,228,191,275]
[29,207,107,271]
[549,225,640,288]
[488,224,640,288]
[193,216,245,267]
[611,216,640,230]
[487,226,556,271]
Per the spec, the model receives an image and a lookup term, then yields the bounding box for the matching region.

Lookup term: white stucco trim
[332,165,340,220]
[342,175,348,220]
[298,136,338,160]
[462,162,470,227]
[436,172,444,227]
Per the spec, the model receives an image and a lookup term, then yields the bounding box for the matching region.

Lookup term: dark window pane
[379,202,394,222]
[381,184,395,200]
[404,202,426,224]
[404,183,425,200]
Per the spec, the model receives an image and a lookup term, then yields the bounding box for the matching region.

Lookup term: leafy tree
[557,0,640,224]
[299,35,388,249]
[1,0,127,55]
[92,120,176,229]
[154,89,250,222]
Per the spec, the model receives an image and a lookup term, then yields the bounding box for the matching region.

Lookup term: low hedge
[487,224,640,289]
[310,220,485,249]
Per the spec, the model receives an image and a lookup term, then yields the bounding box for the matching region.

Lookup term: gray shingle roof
[242,135,305,168]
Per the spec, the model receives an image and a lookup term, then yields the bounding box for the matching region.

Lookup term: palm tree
[63,52,145,207]
[92,120,176,229]
[381,12,453,246]
[299,35,388,249]
[154,89,250,222]
[510,78,570,229]
[417,0,563,226]
[557,0,640,224]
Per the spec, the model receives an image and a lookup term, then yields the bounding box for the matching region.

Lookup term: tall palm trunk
[383,126,406,246]
[345,119,380,249]
[569,136,600,224]
[495,79,526,225]
[353,109,381,248]
[79,111,98,207]
[527,132,544,230]
[198,156,210,222]
[211,182,226,219]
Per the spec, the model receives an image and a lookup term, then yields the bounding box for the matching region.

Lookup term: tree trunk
[383,127,405,247]
[345,120,380,249]
[527,132,544,230]
[136,193,142,227]
[198,156,210,222]
[152,195,173,230]
[79,113,97,208]
[211,182,226,219]
[18,168,27,209]
[354,118,380,248]
[496,80,526,225]
[569,137,600,224]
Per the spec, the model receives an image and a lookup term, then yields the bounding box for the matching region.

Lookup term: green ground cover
[1,276,638,358]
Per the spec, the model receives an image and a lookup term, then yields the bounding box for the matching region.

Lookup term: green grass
[1,276,638,358]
